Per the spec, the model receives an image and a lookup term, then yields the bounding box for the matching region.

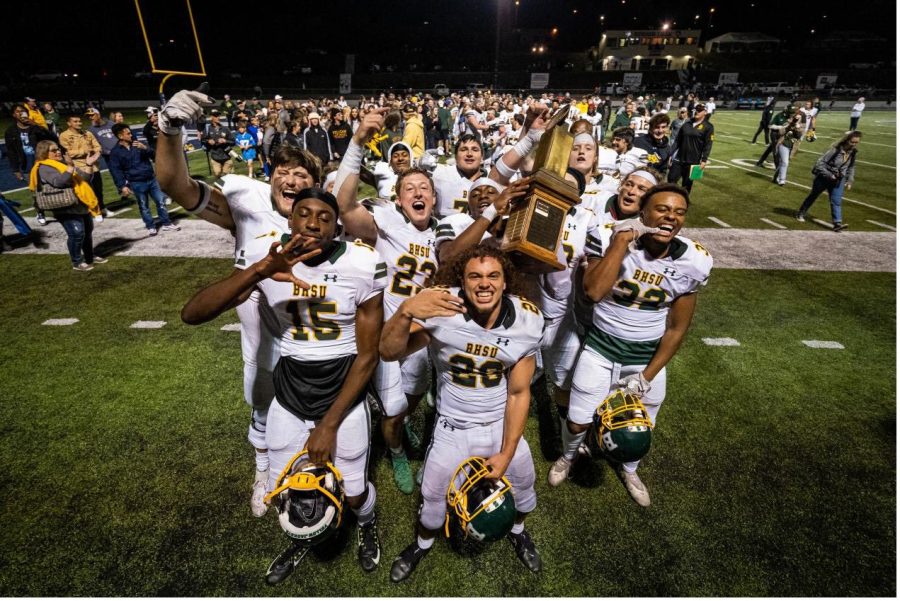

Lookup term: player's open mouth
[412,201,426,211]
[282,190,300,202]
[475,290,494,301]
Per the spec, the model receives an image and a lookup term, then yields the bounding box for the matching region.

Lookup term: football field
[0,109,895,596]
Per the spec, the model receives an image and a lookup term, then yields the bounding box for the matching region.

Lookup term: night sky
[5,0,895,78]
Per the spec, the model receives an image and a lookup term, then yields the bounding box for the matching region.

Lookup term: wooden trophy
[500,105,580,273]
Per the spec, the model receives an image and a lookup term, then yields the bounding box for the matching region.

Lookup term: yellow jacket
[402,114,425,159]
[29,159,100,216]
[27,106,48,129]
[59,129,102,174]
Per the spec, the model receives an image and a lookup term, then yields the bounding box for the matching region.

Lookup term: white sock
[354,482,377,526]
[254,451,269,474]
[510,522,525,535]
[561,423,588,461]
[417,535,434,550]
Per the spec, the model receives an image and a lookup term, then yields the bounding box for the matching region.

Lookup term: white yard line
[702,337,741,346]
[42,318,79,326]
[712,158,896,216]
[716,131,895,167]
[811,218,834,229]
[704,165,728,169]
[707,216,732,228]
[802,340,845,349]
[129,320,167,329]
[759,218,787,229]
[714,118,896,147]
[220,323,242,332]
[865,220,896,231]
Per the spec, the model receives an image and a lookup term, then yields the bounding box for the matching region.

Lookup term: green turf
[0,255,893,596]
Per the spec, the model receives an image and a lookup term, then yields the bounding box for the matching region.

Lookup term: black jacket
[202,124,235,162]
[4,124,57,173]
[303,125,332,165]
[633,134,672,175]
[672,119,715,164]
[759,102,776,126]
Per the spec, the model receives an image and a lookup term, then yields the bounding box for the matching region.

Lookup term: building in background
[704,32,781,55]
[596,29,701,71]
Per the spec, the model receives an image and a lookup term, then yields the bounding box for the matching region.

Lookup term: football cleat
[356,515,381,572]
[507,529,542,572]
[445,457,516,543]
[618,469,651,507]
[594,390,653,463]
[265,542,309,586]
[547,455,573,487]
[390,541,430,583]
[391,454,414,495]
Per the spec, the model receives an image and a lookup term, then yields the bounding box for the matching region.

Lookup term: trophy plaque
[501,105,581,273]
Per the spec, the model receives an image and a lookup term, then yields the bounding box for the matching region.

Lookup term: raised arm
[488,102,548,185]
[379,288,465,361]
[333,109,390,244]
[157,90,235,230]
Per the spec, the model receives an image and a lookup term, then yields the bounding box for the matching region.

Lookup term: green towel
[689,164,704,180]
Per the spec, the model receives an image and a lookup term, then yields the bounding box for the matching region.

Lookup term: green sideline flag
[689,164,704,180]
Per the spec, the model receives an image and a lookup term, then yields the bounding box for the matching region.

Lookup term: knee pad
[247,407,268,449]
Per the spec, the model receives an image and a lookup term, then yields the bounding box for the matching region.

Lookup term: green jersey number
[612,280,666,311]
[390,254,437,297]
[448,355,505,388]
[286,301,341,341]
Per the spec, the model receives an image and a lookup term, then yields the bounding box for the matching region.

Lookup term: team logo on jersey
[323,274,339,282]
[663,267,677,276]
[495,337,510,346]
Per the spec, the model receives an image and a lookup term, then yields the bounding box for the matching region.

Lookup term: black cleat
[265,542,309,586]
[507,529,543,573]
[357,515,381,572]
[390,541,431,583]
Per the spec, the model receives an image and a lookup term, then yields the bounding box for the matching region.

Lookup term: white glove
[159,90,215,135]
[612,217,660,243]
[419,150,439,172]
[616,372,651,397]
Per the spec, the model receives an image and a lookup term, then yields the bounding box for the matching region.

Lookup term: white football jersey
[432,163,480,218]
[617,147,649,177]
[419,288,544,424]
[370,202,438,317]
[434,212,493,249]
[255,241,387,361]
[581,180,617,214]
[582,223,713,362]
[221,174,288,270]
[538,205,598,321]
[372,161,398,200]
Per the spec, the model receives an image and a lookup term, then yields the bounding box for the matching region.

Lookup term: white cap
[274,94,283,100]
[145,106,158,114]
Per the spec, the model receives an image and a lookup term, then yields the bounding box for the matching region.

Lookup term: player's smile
[272,165,316,217]
[398,173,435,230]
[463,257,505,317]
[469,186,499,218]
[641,192,687,243]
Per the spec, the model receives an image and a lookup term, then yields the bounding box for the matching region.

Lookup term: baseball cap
[274,94,283,100]
[693,103,707,112]
[84,107,100,116]
[308,112,320,120]
[145,106,159,115]
[25,96,36,102]
[210,109,220,116]
[402,102,417,114]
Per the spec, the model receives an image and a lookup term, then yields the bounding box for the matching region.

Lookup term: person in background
[795,131,861,232]
[670,107,689,147]
[4,103,57,224]
[58,114,105,216]
[751,97,776,145]
[201,109,235,177]
[667,103,714,192]
[29,141,105,271]
[303,112,333,167]
[401,103,425,160]
[24,97,48,129]
[849,97,865,130]
[328,108,353,160]
[42,102,61,135]
[235,121,258,178]
[108,123,179,236]
[142,107,160,152]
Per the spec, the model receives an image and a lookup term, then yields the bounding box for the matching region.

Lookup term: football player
[181,188,387,580]
[548,183,712,507]
[431,134,486,218]
[360,140,413,200]
[380,245,545,582]
[333,110,439,494]
[156,89,323,518]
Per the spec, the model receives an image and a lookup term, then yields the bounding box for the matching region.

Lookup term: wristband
[187,180,211,215]
[343,140,364,174]
[494,157,516,180]
[480,204,498,223]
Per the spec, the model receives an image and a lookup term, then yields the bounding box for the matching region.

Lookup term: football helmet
[445,457,516,542]
[265,449,345,545]
[594,389,653,463]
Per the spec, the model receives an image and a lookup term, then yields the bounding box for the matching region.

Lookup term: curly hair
[433,243,526,299]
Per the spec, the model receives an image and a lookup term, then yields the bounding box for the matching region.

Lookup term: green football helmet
[445,457,517,543]
[594,389,653,463]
